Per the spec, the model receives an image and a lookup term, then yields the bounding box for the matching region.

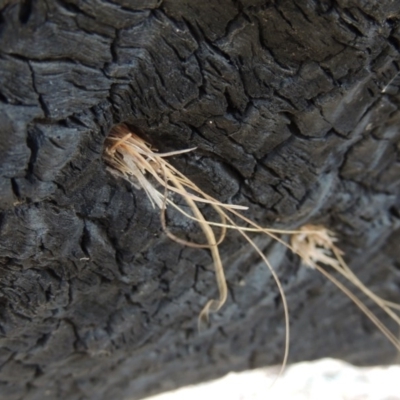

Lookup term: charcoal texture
[1,1,400,399]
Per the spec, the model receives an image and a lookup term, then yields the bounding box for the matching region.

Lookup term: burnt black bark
[1,1,400,399]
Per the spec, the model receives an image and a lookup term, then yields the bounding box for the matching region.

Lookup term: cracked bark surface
[1,0,400,399]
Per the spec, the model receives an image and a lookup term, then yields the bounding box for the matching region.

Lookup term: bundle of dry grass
[103,123,400,372]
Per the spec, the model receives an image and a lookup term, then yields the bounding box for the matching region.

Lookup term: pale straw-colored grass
[103,124,400,374]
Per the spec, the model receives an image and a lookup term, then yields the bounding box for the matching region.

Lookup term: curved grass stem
[104,124,400,372]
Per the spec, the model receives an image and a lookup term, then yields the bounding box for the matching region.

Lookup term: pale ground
[144,358,400,400]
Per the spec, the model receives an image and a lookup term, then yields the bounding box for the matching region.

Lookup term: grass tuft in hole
[103,123,400,373]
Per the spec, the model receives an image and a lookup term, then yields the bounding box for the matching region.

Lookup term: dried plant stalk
[103,124,400,371]
[291,225,400,351]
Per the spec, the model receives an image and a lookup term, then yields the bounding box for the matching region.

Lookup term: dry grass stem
[103,124,400,373]
[291,225,400,352]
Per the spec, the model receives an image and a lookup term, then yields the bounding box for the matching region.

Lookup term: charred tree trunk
[1,1,400,399]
